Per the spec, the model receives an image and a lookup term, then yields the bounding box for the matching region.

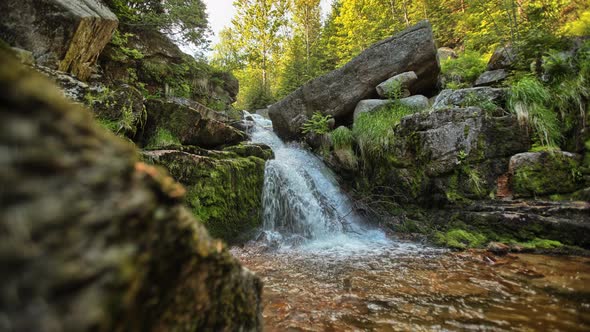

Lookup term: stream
[232,113,590,331]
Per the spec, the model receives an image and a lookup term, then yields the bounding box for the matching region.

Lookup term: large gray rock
[437,47,457,61]
[353,95,430,120]
[0,0,119,80]
[475,69,508,87]
[433,87,507,110]
[269,21,440,140]
[141,99,247,149]
[376,71,418,98]
[0,51,261,331]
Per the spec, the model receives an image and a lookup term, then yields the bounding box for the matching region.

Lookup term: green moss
[512,153,583,197]
[96,118,119,132]
[146,128,181,149]
[520,238,564,249]
[435,229,487,249]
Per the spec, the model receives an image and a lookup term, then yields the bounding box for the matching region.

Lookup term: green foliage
[353,102,418,160]
[110,30,144,61]
[384,79,404,100]
[519,238,564,249]
[330,126,354,150]
[146,128,181,149]
[507,75,561,148]
[441,51,487,87]
[301,112,332,135]
[105,0,211,52]
[435,229,487,249]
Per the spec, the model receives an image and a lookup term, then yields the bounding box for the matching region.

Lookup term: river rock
[0,0,118,80]
[269,21,440,140]
[353,96,430,120]
[432,87,507,110]
[488,45,517,70]
[0,50,261,331]
[475,69,508,87]
[141,99,247,149]
[256,108,270,118]
[509,151,584,198]
[376,71,418,98]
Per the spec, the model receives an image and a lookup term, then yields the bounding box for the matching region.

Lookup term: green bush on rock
[441,51,488,88]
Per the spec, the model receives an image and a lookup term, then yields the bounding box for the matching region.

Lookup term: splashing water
[246,112,422,254]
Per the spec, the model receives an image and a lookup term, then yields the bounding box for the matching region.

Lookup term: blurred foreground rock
[0,50,262,331]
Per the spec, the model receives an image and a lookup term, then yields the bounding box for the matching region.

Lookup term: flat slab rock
[475,69,508,87]
[353,95,430,121]
[269,21,439,140]
[432,87,507,110]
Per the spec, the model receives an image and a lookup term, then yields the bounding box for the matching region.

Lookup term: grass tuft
[330,126,354,150]
[352,102,419,161]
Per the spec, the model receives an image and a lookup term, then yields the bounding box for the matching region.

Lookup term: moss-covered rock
[142,149,271,243]
[0,51,261,331]
[224,143,274,160]
[141,99,247,149]
[510,151,584,198]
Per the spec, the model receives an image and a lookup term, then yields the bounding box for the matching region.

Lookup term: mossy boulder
[224,143,274,160]
[142,149,271,243]
[141,99,247,149]
[510,151,584,198]
[85,84,147,139]
[0,51,261,331]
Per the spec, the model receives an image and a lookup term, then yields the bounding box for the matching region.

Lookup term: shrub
[330,126,354,150]
[441,51,487,87]
[352,102,418,160]
[507,75,561,148]
[301,112,332,135]
[460,92,500,113]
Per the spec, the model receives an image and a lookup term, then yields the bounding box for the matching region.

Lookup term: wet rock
[475,69,508,87]
[269,21,440,140]
[432,87,507,110]
[376,71,418,99]
[509,151,584,198]
[487,242,510,256]
[141,99,247,149]
[0,51,262,331]
[488,45,517,70]
[0,0,118,80]
[224,143,275,160]
[142,149,269,243]
[353,96,430,121]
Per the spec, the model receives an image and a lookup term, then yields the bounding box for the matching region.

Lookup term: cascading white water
[247,112,392,250]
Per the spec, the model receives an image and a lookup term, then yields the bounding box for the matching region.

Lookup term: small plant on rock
[330,126,354,150]
[301,112,332,135]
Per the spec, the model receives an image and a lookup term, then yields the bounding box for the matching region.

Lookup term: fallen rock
[475,69,508,87]
[488,45,517,70]
[142,148,270,243]
[353,95,430,120]
[269,21,440,140]
[0,50,261,331]
[0,0,118,80]
[432,87,507,110]
[510,151,584,198]
[376,71,418,98]
[141,99,247,149]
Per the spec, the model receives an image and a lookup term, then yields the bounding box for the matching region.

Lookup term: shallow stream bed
[232,240,590,331]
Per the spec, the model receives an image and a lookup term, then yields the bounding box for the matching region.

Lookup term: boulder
[85,84,147,139]
[142,148,271,242]
[432,87,507,110]
[0,51,261,331]
[376,71,418,99]
[269,21,440,140]
[487,45,517,70]
[357,107,530,205]
[35,64,90,101]
[353,96,430,120]
[256,108,270,118]
[0,0,118,80]
[141,99,247,149]
[437,47,457,61]
[474,69,508,87]
[509,151,584,198]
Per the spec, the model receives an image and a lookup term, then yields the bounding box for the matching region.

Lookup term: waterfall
[247,112,383,248]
